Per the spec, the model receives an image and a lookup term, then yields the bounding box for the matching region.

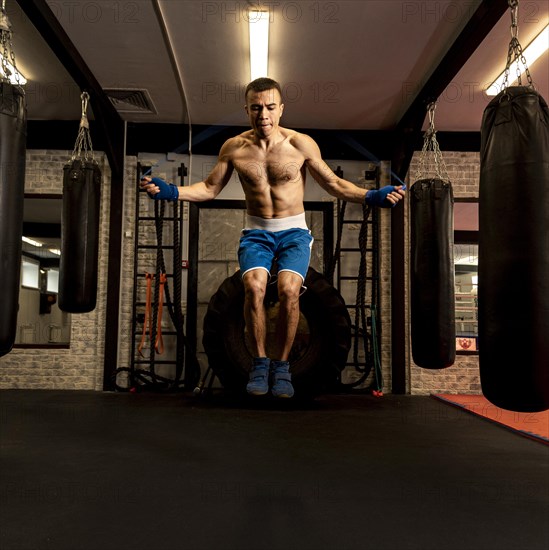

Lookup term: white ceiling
[7,0,549,132]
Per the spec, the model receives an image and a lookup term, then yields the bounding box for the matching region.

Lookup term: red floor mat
[432,394,549,445]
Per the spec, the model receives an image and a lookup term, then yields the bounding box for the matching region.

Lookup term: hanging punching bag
[410,178,456,369]
[58,158,101,313]
[479,86,549,412]
[0,82,26,357]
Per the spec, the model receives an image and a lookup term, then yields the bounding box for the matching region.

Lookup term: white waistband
[245,212,308,232]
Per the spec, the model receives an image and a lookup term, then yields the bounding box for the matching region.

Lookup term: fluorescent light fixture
[0,54,27,85]
[22,236,43,248]
[48,248,61,256]
[249,10,269,81]
[486,24,549,96]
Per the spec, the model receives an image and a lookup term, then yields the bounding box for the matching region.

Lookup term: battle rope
[328,200,347,281]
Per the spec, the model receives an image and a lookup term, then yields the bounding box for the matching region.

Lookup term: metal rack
[127,163,187,389]
[334,164,382,383]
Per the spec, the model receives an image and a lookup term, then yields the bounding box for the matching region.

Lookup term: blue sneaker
[246,357,271,396]
[270,360,295,398]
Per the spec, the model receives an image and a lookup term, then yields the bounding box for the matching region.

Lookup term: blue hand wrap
[365,185,400,208]
[150,177,179,201]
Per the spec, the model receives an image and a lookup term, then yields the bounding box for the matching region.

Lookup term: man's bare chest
[232,147,305,186]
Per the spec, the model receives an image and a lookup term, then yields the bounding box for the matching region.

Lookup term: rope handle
[80,92,90,130]
[71,92,95,162]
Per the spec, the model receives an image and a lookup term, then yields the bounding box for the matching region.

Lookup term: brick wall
[0,150,126,390]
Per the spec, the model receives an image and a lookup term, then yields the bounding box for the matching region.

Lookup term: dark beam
[39,258,61,269]
[102,149,126,391]
[16,0,125,176]
[392,0,508,181]
[22,222,60,238]
[389,0,509,394]
[17,0,126,391]
[27,121,481,156]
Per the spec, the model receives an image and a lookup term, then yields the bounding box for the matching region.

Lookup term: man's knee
[243,269,268,302]
[277,272,302,303]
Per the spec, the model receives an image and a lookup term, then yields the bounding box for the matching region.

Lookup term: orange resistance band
[155,273,167,354]
[138,272,154,357]
[137,272,167,357]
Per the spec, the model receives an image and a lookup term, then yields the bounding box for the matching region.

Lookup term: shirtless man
[141,77,405,398]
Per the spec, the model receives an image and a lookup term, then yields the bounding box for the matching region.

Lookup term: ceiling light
[22,236,43,248]
[48,249,61,256]
[0,54,27,85]
[486,24,549,96]
[249,10,269,81]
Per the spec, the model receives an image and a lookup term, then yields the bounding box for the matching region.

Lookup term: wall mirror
[454,200,478,354]
[15,194,71,347]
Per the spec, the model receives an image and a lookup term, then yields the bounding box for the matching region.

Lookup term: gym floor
[1,390,548,550]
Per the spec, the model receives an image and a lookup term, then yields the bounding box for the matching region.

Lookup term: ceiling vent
[104,88,157,114]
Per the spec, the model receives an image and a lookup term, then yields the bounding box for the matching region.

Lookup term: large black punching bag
[479,86,549,412]
[58,158,101,313]
[410,178,456,369]
[0,82,26,357]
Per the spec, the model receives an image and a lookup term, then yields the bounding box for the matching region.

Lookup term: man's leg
[270,226,312,399]
[242,268,269,357]
[269,271,302,399]
[243,269,271,396]
[275,271,303,361]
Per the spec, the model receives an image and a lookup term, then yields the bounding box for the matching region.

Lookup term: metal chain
[0,1,22,86]
[1,2,11,83]
[71,92,95,162]
[415,102,450,182]
[8,32,19,85]
[502,0,534,91]
[509,0,518,36]
[0,33,8,83]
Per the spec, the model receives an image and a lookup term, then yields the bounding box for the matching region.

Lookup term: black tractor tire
[202,267,351,397]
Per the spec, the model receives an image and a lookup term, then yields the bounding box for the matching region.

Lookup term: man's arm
[140,139,235,202]
[296,133,405,207]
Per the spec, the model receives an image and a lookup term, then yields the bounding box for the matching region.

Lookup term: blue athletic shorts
[238,228,314,282]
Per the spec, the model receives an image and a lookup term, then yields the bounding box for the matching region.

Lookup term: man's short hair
[245,78,283,102]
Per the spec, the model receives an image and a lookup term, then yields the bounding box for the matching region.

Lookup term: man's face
[245,88,284,138]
